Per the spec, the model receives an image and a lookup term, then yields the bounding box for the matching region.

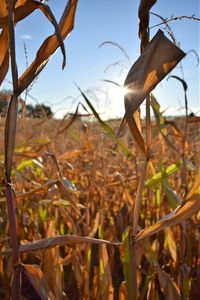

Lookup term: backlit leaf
[136,173,200,240]
[124,30,185,129]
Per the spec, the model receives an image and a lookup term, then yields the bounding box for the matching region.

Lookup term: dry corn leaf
[128,0,157,155]
[146,278,156,300]
[136,173,200,241]
[164,227,177,263]
[124,30,185,154]
[0,0,8,18]
[23,264,56,300]
[188,116,200,123]
[0,235,118,256]
[58,149,84,161]
[124,30,185,113]
[0,28,9,87]
[136,199,200,240]
[18,0,78,94]
[8,0,18,91]
[138,0,157,51]
[14,151,41,158]
[126,114,146,155]
[156,265,181,300]
[99,244,114,299]
[43,221,63,300]
[102,80,144,152]
[165,119,183,139]
[88,211,101,238]
[185,172,200,199]
[119,281,128,300]
[144,240,180,299]
[0,0,75,88]
[71,255,84,287]
[57,103,80,135]
[17,180,58,201]
[97,212,114,300]
[56,180,78,209]
[124,29,185,112]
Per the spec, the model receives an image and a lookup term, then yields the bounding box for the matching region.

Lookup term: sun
[108,85,128,100]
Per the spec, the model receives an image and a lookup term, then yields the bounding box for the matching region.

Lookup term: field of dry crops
[0,115,199,299]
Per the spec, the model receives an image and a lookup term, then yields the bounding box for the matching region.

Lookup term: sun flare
[108,85,129,100]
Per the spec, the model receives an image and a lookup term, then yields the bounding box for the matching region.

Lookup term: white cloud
[20,34,32,40]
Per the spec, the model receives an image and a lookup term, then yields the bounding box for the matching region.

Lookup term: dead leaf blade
[18,0,78,93]
[0,235,118,256]
[157,265,181,300]
[23,264,56,300]
[136,196,200,241]
[0,28,9,86]
[124,30,186,118]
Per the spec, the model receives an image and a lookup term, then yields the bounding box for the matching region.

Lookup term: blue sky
[3,0,200,118]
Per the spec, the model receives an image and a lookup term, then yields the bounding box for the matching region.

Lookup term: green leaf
[144,161,182,189]
[39,207,47,222]
[16,158,43,172]
[163,180,182,209]
[76,84,133,159]
[151,94,179,152]
[122,227,132,298]
[150,94,165,129]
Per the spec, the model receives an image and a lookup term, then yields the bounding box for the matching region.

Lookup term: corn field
[0,0,199,299]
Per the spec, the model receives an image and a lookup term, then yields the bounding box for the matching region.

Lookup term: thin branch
[149,14,200,29]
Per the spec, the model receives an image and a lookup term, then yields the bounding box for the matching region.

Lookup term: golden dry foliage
[0,114,199,299]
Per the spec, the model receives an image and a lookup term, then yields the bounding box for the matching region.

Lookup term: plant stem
[146,95,151,154]
[5,2,21,299]
[5,183,20,266]
[132,160,148,236]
